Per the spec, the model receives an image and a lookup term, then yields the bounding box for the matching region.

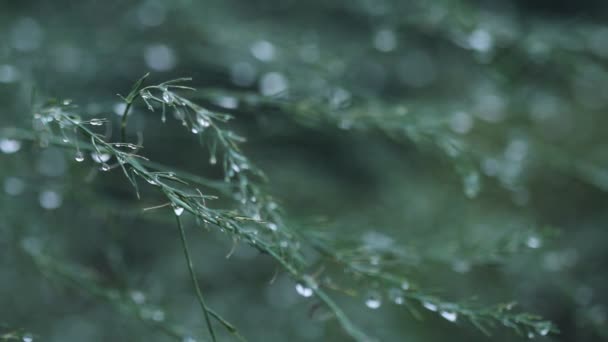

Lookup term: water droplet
[191,127,199,134]
[197,115,210,128]
[250,40,275,62]
[527,235,542,249]
[440,311,458,322]
[113,103,127,116]
[388,288,404,305]
[365,292,382,309]
[100,163,111,172]
[329,88,352,109]
[295,283,314,297]
[260,72,288,96]
[373,29,397,52]
[463,171,481,198]
[231,163,241,173]
[141,91,151,100]
[214,96,239,109]
[74,151,85,162]
[182,337,196,342]
[527,331,535,339]
[401,280,410,291]
[423,302,438,312]
[209,155,217,165]
[4,177,25,196]
[538,326,550,336]
[63,99,73,106]
[114,143,138,150]
[22,334,34,342]
[151,309,165,321]
[173,205,184,216]
[91,152,111,163]
[0,64,20,83]
[267,222,278,231]
[450,111,474,134]
[0,138,22,154]
[162,91,174,104]
[89,118,104,126]
[130,290,146,304]
[144,44,176,72]
[39,190,62,210]
[468,29,493,53]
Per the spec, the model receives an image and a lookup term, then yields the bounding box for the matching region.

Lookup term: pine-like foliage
[1,1,607,342]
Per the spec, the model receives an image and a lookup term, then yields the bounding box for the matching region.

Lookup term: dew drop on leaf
[173,205,184,216]
[365,292,382,309]
[162,91,173,104]
[89,118,104,126]
[91,152,111,163]
[423,302,438,312]
[538,325,550,336]
[440,310,458,322]
[295,283,313,297]
[197,116,210,128]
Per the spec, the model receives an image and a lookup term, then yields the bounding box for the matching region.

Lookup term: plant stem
[120,101,134,143]
[120,72,150,143]
[175,214,217,342]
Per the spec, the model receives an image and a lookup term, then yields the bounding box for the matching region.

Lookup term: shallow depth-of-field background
[1,1,608,341]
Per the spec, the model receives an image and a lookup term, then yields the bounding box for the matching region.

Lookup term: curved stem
[120,73,150,143]
[120,101,135,143]
[175,214,217,342]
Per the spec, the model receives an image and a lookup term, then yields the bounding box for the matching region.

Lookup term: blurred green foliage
[1,1,608,341]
